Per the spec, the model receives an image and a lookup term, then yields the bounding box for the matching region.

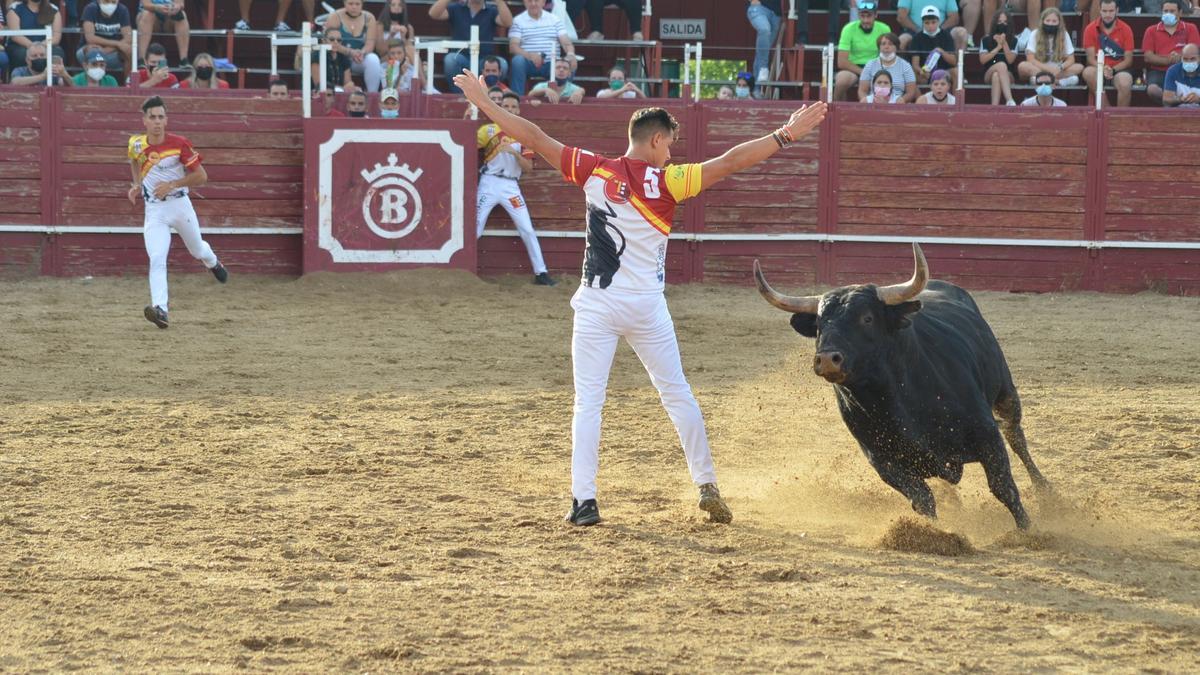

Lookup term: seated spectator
[11,41,69,85]
[381,38,417,92]
[268,78,290,99]
[1082,0,1135,107]
[6,0,64,71]
[896,0,967,52]
[346,89,368,116]
[747,0,781,92]
[480,56,509,91]
[235,0,315,32]
[1021,70,1068,106]
[596,65,644,98]
[379,87,401,118]
[134,42,179,87]
[1142,0,1200,105]
[137,1,189,67]
[295,27,354,92]
[584,0,642,41]
[528,56,584,103]
[859,32,918,102]
[863,69,902,103]
[734,71,753,99]
[74,49,119,86]
[509,0,577,96]
[917,68,955,103]
[979,8,1018,105]
[983,0,1046,50]
[179,52,228,89]
[909,6,959,84]
[1163,43,1200,106]
[325,0,383,92]
[1018,8,1083,88]
[717,84,734,100]
[430,0,513,93]
[76,0,131,73]
[0,13,9,80]
[834,0,890,100]
[374,0,417,66]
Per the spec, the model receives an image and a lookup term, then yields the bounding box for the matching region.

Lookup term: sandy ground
[1,268,1198,672]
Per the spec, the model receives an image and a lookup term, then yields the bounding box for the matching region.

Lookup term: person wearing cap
[834,0,891,101]
[379,87,402,118]
[74,49,120,86]
[858,32,918,102]
[1082,0,1135,107]
[1020,70,1068,106]
[77,0,132,74]
[747,0,783,96]
[909,6,959,85]
[896,0,965,52]
[917,68,956,103]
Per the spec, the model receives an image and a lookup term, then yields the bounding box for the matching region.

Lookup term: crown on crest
[360,153,423,184]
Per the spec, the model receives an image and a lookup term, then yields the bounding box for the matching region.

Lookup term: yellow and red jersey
[478,123,534,179]
[560,145,702,293]
[128,133,202,203]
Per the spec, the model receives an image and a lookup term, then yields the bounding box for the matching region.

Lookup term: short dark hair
[872,69,894,86]
[483,55,502,67]
[628,107,678,143]
[1035,70,1055,84]
[609,65,626,77]
[348,90,367,101]
[502,91,521,103]
[146,43,167,58]
[141,96,165,113]
[1099,0,1117,5]
[487,86,504,96]
[1162,0,1181,9]
[268,79,288,90]
[877,32,899,48]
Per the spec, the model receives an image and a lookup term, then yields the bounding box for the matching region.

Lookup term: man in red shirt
[1142,0,1200,104]
[134,42,179,88]
[1082,0,1134,107]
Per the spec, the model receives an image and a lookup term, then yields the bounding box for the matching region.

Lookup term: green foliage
[697,59,746,99]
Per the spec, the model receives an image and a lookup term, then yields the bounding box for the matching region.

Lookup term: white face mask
[879,50,896,62]
[87,66,106,81]
[100,2,118,15]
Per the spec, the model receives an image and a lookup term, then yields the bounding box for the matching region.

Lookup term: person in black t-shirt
[909,6,957,84]
[978,8,1019,105]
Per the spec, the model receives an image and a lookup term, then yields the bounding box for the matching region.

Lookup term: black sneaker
[144,305,169,329]
[565,498,600,526]
[533,272,557,286]
[178,57,191,69]
[210,262,228,283]
[698,483,733,523]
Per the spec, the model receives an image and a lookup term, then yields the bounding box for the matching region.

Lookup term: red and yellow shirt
[128,133,202,203]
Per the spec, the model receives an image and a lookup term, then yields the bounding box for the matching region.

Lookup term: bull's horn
[753,259,820,314]
[876,243,929,305]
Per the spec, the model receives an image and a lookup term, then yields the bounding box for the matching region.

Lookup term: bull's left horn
[754,259,820,314]
[876,243,929,305]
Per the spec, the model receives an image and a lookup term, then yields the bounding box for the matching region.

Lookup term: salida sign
[659,18,706,40]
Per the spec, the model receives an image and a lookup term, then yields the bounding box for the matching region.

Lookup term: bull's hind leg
[994,389,1051,491]
[980,432,1032,530]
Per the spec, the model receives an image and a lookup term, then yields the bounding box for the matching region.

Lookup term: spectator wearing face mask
[375,0,418,69]
[74,49,119,86]
[896,0,967,53]
[77,0,131,73]
[1142,0,1200,105]
[379,87,402,118]
[979,8,1018,106]
[180,52,228,89]
[479,56,509,92]
[527,56,584,104]
[863,68,902,103]
[917,68,955,104]
[859,32,917,102]
[596,65,644,98]
[431,0,513,93]
[1021,70,1068,106]
[12,43,70,85]
[134,42,179,88]
[834,0,891,101]
[1019,7,1083,89]
[1163,43,1200,107]
[908,6,959,85]
[346,90,368,117]
[734,72,753,99]
[382,38,417,92]
[1082,0,1135,108]
[6,0,65,71]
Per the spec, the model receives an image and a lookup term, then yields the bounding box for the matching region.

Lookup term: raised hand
[783,102,828,140]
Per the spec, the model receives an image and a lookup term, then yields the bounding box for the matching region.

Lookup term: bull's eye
[861,314,873,325]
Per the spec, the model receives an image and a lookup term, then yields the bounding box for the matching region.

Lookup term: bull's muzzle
[814,351,846,383]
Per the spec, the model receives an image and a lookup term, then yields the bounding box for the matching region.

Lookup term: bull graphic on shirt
[583,201,626,289]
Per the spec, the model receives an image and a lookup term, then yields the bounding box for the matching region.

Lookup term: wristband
[771,130,786,148]
[777,126,794,144]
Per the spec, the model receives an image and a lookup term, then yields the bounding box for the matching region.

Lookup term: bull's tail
[994,390,1051,491]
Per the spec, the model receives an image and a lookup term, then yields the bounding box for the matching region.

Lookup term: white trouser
[476,173,547,275]
[143,196,218,311]
[570,286,718,501]
[349,53,383,92]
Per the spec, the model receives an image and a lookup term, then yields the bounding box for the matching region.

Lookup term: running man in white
[454,68,828,526]
[476,90,556,286]
[127,96,228,329]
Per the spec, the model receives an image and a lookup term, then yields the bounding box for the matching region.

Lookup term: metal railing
[0,26,55,87]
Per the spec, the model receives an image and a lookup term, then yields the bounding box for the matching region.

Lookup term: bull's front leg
[873,463,937,520]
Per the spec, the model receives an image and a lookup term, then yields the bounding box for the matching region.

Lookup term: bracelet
[771,130,786,148]
[777,126,794,144]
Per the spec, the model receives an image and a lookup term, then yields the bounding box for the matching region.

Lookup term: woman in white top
[595,65,645,99]
[857,32,918,103]
[917,68,956,104]
[1017,7,1083,87]
[373,0,417,66]
[864,70,904,104]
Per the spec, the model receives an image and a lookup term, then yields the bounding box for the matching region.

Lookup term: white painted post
[45,25,53,87]
[957,48,964,93]
[1095,71,1103,110]
[826,43,834,103]
[302,22,312,119]
[695,41,702,102]
[469,24,480,76]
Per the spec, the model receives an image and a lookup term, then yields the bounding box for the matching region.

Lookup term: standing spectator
[479,55,509,90]
[979,7,1018,105]
[134,42,179,87]
[374,0,417,68]
[73,49,119,85]
[747,0,782,91]
[137,1,189,67]
[863,68,902,102]
[179,52,229,89]
[834,0,890,101]
[917,68,956,103]
[896,0,967,52]
[909,6,959,84]
[6,0,64,70]
[381,38,417,92]
[1142,0,1200,105]
[1019,8,1083,88]
[1021,70,1068,106]
[527,56,584,103]
[1082,0,1135,107]
[584,0,642,41]
[379,88,402,118]
[431,0,514,93]
[10,41,69,85]
[509,0,577,96]
[267,78,289,99]
[596,64,644,98]
[1163,43,1200,106]
[346,89,368,116]
[76,0,131,73]
[859,32,918,102]
[325,0,383,92]
[235,0,315,32]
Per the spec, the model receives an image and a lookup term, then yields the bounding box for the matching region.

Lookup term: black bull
[755,244,1050,530]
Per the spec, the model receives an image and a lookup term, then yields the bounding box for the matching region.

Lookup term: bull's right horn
[754,259,820,314]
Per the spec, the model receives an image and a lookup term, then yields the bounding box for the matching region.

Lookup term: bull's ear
[790,312,818,337]
[887,300,922,329]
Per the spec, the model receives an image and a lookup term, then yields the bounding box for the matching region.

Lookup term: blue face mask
[1163,12,1179,27]
[1184,61,1199,73]
[380,109,399,119]
[735,85,750,98]
[1036,83,1053,97]
[484,74,500,86]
